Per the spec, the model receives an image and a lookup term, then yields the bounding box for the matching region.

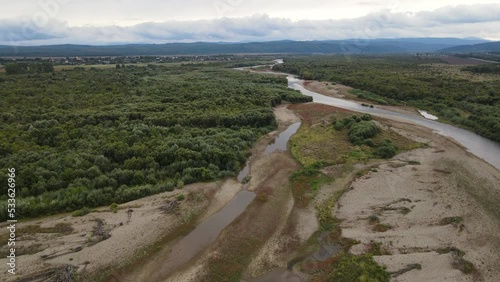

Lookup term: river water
[155,121,301,280]
[285,76,500,170]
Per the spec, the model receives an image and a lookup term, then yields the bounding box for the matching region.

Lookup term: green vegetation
[0,62,311,221]
[438,216,463,226]
[289,163,333,208]
[72,207,91,217]
[334,114,400,159]
[5,62,54,75]
[326,254,390,282]
[462,64,500,74]
[436,247,478,276]
[274,55,500,142]
[349,89,398,105]
[290,105,422,167]
[110,203,118,213]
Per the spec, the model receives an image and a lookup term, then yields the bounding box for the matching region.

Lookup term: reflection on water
[264,122,301,154]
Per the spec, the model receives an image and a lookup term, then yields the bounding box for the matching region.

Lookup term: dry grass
[288,103,422,167]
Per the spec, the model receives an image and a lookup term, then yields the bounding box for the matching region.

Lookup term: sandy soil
[0,180,230,281]
[334,120,500,281]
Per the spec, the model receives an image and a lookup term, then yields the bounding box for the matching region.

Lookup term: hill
[0,38,489,57]
[439,41,500,53]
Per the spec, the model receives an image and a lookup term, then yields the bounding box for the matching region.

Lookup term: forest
[273,55,500,142]
[0,61,311,221]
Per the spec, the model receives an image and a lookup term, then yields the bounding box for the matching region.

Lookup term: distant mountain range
[439,41,500,53]
[0,38,493,57]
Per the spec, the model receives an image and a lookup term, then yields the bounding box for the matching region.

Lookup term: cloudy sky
[1,0,500,45]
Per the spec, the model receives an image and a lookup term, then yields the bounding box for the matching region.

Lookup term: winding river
[261,70,499,170]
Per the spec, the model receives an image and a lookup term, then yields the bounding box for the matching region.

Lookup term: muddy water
[265,122,301,154]
[237,161,250,182]
[156,190,256,279]
[153,122,302,280]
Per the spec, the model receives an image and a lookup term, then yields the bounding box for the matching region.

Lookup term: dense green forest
[462,64,500,74]
[274,55,500,142]
[0,62,311,220]
[4,62,54,75]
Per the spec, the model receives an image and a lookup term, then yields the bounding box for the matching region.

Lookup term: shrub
[364,138,376,147]
[72,207,91,217]
[348,121,380,145]
[328,254,390,282]
[110,203,118,213]
[176,194,186,201]
[375,139,397,159]
[334,121,344,131]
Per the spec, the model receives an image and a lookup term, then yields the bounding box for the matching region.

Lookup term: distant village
[0,55,244,66]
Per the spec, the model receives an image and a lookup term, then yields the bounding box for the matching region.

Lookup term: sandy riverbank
[335,118,500,281]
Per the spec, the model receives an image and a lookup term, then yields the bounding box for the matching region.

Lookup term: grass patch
[391,263,422,277]
[438,216,463,226]
[436,247,465,256]
[437,247,480,276]
[368,215,380,224]
[203,238,262,282]
[72,207,91,217]
[289,108,423,167]
[290,164,334,207]
[19,222,74,237]
[367,241,391,256]
[373,223,392,232]
[311,253,390,282]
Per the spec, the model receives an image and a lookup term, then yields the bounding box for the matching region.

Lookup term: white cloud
[1,4,500,45]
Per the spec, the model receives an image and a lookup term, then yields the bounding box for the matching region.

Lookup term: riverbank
[335,117,500,282]
[274,103,500,282]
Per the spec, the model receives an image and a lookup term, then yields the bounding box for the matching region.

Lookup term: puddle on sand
[264,122,301,154]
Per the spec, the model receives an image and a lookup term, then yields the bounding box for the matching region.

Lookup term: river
[271,73,500,170]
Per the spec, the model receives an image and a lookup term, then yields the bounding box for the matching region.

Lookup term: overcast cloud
[0,1,499,45]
